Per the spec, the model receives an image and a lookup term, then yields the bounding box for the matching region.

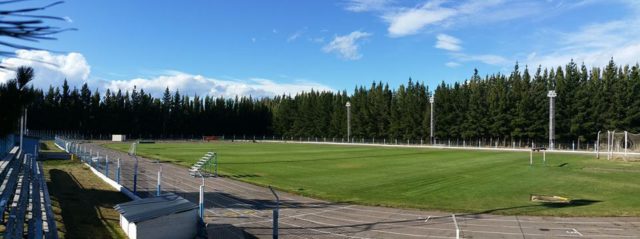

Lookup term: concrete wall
[112,135,126,142]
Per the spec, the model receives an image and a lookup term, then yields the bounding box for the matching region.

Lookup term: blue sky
[1,0,639,97]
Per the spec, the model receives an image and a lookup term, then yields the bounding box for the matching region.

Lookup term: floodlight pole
[547,90,557,150]
[429,96,435,144]
[346,101,351,143]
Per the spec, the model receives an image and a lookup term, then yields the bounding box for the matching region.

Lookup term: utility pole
[429,96,434,144]
[548,90,557,150]
[346,101,351,143]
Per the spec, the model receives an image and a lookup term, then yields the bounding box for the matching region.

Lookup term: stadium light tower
[429,96,434,144]
[346,101,351,143]
[548,90,557,150]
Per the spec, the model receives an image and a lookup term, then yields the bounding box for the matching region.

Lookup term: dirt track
[84,143,640,239]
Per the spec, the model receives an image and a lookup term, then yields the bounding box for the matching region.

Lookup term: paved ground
[82,143,640,239]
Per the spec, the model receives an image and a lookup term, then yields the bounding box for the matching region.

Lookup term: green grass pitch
[105,141,640,216]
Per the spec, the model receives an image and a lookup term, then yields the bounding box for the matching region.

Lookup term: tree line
[274,60,640,145]
[26,83,272,138]
[7,59,640,144]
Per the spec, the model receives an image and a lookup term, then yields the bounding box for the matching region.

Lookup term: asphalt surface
[81,143,640,239]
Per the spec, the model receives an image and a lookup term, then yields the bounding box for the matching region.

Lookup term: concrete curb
[85,162,140,200]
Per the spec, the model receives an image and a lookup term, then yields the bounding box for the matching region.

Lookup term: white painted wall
[120,209,198,239]
[112,135,126,142]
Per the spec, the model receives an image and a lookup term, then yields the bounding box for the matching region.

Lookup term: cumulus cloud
[0,50,333,98]
[105,71,334,98]
[323,31,372,60]
[0,50,90,88]
[435,34,462,51]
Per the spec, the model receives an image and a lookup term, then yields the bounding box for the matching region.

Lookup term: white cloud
[453,53,509,65]
[105,72,334,98]
[522,16,640,68]
[0,50,333,98]
[0,50,90,88]
[344,0,392,12]
[323,31,372,60]
[445,61,460,67]
[435,34,462,51]
[287,31,303,42]
[384,2,456,37]
[353,0,543,37]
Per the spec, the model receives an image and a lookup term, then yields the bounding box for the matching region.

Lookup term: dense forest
[15,59,640,144]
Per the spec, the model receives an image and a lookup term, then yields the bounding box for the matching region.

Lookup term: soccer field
[105,141,640,216]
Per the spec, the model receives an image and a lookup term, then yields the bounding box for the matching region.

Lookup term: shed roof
[115,193,197,223]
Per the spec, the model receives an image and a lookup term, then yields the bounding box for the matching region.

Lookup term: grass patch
[40,141,63,153]
[44,156,129,239]
[105,141,640,216]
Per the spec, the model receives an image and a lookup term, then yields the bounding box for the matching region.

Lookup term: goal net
[598,131,640,161]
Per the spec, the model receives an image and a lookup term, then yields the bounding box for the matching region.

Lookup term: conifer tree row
[17,59,640,143]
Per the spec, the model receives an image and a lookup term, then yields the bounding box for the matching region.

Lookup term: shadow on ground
[48,168,129,238]
[207,224,258,239]
[459,199,602,218]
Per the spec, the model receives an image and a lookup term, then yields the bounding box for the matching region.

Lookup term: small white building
[112,134,127,142]
[115,193,199,239]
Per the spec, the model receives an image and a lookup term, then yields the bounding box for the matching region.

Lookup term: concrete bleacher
[0,146,58,238]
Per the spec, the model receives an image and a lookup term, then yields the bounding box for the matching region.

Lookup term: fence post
[157,168,162,196]
[199,181,205,221]
[116,158,121,184]
[133,157,138,195]
[530,150,533,166]
[105,155,109,177]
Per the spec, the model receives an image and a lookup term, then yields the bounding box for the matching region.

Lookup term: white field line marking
[301,205,450,224]
[300,212,456,233]
[281,218,372,239]
[228,205,356,227]
[457,216,640,225]
[567,228,583,237]
[287,216,452,239]
[461,222,626,232]
[425,216,431,223]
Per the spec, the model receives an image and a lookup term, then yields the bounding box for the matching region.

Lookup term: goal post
[598,130,640,161]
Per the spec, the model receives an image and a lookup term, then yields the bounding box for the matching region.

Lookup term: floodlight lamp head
[429,96,434,103]
[547,90,557,98]
[345,101,351,107]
